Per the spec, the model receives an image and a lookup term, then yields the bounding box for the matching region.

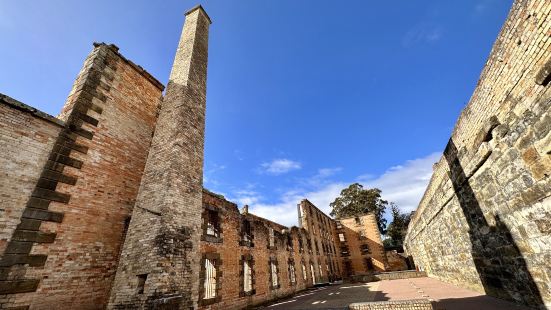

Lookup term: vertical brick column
[108,5,211,309]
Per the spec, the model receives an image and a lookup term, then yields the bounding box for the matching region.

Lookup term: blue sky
[0,0,512,227]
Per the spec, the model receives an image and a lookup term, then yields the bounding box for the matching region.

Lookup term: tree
[329,183,387,234]
[386,203,413,246]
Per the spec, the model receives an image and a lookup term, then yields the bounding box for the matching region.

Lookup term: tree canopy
[385,203,413,246]
[329,183,387,234]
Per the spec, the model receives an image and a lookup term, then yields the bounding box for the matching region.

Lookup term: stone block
[0,255,47,267]
[11,230,56,243]
[0,279,40,294]
[22,208,63,223]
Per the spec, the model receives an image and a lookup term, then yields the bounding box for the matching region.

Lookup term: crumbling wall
[0,43,163,309]
[197,191,336,309]
[404,0,551,309]
[298,199,343,283]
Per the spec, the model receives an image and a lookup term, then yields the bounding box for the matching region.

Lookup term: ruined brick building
[1,0,550,309]
[0,5,391,309]
[404,0,551,309]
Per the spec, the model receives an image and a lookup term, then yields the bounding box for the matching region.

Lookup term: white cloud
[260,159,302,175]
[474,0,497,15]
[316,167,342,178]
[239,152,441,227]
[204,163,226,188]
[232,189,263,206]
[362,152,441,213]
[402,23,443,47]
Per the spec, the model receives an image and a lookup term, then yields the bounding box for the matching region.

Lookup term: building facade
[0,5,389,310]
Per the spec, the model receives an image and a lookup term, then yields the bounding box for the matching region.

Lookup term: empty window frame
[286,234,293,251]
[204,209,220,237]
[365,257,374,271]
[338,233,346,242]
[302,262,307,281]
[244,259,253,293]
[288,259,296,284]
[203,257,217,300]
[270,259,279,289]
[268,227,275,248]
[240,219,253,247]
[340,246,350,256]
[136,274,147,294]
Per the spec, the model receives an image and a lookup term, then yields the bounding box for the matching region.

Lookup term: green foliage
[329,183,387,234]
[382,238,395,248]
[386,203,413,246]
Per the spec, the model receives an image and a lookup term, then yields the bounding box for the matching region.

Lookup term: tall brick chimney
[108,5,211,309]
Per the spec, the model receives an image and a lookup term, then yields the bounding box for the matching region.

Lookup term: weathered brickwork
[298,200,344,284]
[108,6,211,309]
[404,0,551,309]
[8,2,549,309]
[195,191,403,309]
[195,191,320,309]
[0,95,63,259]
[0,42,163,309]
[334,214,388,278]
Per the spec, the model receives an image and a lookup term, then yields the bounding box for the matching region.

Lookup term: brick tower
[108,5,211,309]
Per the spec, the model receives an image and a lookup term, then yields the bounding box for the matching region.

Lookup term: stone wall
[0,43,163,309]
[373,271,427,281]
[349,299,433,310]
[404,0,551,309]
[385,251,409,272]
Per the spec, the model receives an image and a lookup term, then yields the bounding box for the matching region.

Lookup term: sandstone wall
[0,43,163,309]
[404,0,551,309]
[385,251,409,272]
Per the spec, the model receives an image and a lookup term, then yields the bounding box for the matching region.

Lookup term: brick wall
[336,214,388,277]
[404,0,551,309]
[0,43,163,309]
[0,95,63,256]
[195,191,353,309]
[108,6,211,309]
[298,200,342,284]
